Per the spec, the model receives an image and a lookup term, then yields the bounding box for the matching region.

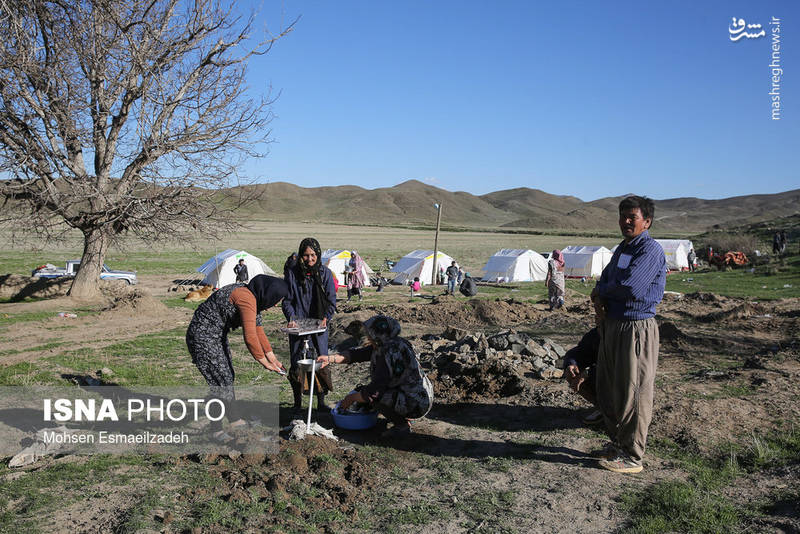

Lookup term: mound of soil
[417,329,567,403]
[684,291,724,305]
[183,436,377,531]
[658,321,687,341]
[426,355,530,403]
[0,274,72,301]
[698,302,767,323]
[335,297,544,330]
[101,284,166,314]
[0,274,160,313]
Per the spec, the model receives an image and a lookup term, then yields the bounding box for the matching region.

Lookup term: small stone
[510,342,526,354]
[99,367,114,376]
[527,342,548,358]
[537,367,564,380]
[443,326,468,341]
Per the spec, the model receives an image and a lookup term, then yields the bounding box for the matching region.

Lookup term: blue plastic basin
[331,405,378,430]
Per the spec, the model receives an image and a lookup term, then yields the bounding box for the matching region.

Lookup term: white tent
[197,249,275,288]
[390,250,455,285]
[654,239,694,270]
[561,245,613,278]
[481,249,548,282]
[321,249,374,287]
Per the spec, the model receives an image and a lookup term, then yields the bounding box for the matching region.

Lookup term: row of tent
[197,249,374,288]
[388,239,695,284]
[197,239,695,288]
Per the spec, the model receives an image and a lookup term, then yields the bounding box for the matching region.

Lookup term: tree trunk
[67,227,111,298]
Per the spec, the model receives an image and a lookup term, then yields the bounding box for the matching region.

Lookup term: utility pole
[431,202,442,285]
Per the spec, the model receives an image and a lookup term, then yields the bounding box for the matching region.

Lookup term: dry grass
[0,222,621,277]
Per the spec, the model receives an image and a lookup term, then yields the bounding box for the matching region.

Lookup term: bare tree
[0,0,293,297]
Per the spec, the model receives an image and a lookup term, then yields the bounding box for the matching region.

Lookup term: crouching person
[318,315,433,437]
[562,327,602,425]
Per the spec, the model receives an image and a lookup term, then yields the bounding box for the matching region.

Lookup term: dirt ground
[1,274,799,532]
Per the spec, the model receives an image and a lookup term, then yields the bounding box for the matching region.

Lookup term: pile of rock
[415,327,568,402]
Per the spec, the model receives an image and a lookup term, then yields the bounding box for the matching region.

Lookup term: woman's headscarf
[298,238,322,275]
[350,251,367,287]
[247,275,289,312]
[551,249,565,268]
[297,237,334,319]
[362,315,401,345]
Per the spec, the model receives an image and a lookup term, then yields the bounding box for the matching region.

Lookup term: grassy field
[1,222,799,533]
[0,221,626,277]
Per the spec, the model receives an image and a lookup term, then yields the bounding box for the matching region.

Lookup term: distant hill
[242,181,800,235]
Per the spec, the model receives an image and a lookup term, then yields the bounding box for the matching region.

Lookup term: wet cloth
[349,316,433,420]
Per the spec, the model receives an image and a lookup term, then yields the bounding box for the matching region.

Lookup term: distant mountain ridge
[245,180,800,234]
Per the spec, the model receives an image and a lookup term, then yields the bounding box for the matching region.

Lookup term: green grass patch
[0,455,148,531]
[665,255,800,300]
[0,361,64,386]
[456,490,517,532]
[734,427,800,472]
[46,327,198,386]
[114,488,163,534]
[375,500,447,527]
[0,341,68,359]
[619,480,743,534]
[626,428,800,534]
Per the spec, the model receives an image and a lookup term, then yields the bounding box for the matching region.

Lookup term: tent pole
[432,202,442,285]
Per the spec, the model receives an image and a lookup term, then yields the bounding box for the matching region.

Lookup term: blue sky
[241,1,798,201]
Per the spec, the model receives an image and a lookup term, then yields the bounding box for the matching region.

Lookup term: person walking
[590,195,666,474]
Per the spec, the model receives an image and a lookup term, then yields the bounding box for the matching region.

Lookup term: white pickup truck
[31,260,137,285]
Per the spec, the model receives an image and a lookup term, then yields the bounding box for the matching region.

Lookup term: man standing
[445,261,459,295]
[233,258,249,283]
[591,196,665,474]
